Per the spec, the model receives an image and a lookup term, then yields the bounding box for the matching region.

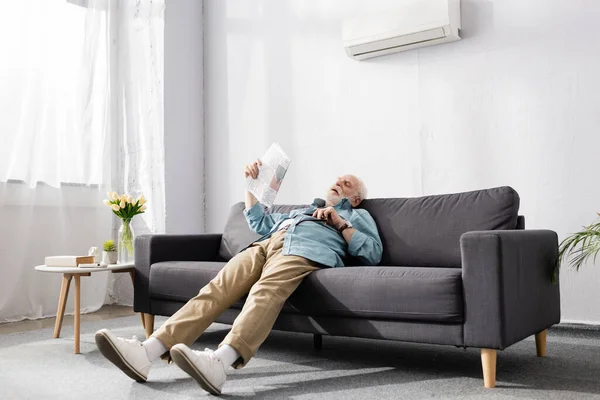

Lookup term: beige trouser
[152,230,319,368]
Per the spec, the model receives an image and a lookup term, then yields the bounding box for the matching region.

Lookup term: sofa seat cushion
[149,261,299,313]
[149,261,227,302]
[149,263,463,323]
[289,266,464,323]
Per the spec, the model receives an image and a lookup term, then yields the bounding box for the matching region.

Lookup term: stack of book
[44,256,100,268]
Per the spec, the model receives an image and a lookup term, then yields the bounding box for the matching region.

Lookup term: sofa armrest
[133,234,223,314]
[461,230,560,350]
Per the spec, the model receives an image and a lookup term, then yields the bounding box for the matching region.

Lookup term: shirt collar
[310,197,352,210]
[336,197,352,210]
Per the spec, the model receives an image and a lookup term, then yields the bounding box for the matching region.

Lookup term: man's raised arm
[243,159,289,235]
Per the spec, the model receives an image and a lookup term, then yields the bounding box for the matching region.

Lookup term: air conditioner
[342,0,461,60]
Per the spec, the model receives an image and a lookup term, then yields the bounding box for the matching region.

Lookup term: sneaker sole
[95,331,147,383]
[170,346,222,395]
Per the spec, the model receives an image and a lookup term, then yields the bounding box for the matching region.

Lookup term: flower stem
[120,219,134,256]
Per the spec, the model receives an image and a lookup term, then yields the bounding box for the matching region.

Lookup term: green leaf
[556,216,600,280]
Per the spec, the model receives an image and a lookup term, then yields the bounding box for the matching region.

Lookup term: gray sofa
[133,186,560,388]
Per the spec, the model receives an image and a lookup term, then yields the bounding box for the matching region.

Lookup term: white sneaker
[95,328,151,382]
[170,344,227,395]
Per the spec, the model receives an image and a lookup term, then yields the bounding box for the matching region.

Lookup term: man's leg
[95,241,268,381]
[221,257,318,368]
[221,233,319,368]
[150,242,268,357]
[168,232,318,394]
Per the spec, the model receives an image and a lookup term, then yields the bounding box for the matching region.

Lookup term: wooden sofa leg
[535,330,547,357]
[481,349,497,388]
[143,313,155,339]
[314,334,322,350]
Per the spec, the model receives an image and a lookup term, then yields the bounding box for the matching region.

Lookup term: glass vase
[118,219,135,264]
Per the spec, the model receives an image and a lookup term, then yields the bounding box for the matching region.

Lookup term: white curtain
[116,0,166,236]
[0,0,108,187]
[0,0,165,323]
[108,0,166,301]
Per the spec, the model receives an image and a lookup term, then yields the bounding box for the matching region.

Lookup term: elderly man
[95,160,382,395]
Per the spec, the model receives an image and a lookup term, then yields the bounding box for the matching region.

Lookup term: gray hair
[354,176,368,201]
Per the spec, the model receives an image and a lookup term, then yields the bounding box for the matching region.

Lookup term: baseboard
[555,320,600,331]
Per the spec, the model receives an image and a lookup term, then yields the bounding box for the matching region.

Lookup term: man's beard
[325,190,342,207]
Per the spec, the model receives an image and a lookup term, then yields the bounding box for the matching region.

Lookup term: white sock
[142,337,168,362]
[214,344,240,369]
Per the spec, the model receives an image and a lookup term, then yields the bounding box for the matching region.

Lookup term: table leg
[128,269,135,284]
[74,274,81,354]
[54,273,73,338]
[127,269,145,329]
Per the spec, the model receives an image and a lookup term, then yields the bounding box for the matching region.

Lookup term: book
[246,143,291,207]
[44,255,96,267]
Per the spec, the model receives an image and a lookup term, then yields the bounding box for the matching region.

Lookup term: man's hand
[313,207,345,230]
[244,159,262,179]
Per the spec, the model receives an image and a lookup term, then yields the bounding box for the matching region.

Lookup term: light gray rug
[1,315,599,399]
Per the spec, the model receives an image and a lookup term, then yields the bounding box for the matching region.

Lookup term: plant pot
[102,251,118,264]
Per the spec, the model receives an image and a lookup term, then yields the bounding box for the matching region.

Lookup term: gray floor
[1,314,599,399]
[0,305,136,335]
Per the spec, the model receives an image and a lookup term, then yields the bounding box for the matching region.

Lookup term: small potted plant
[102,240,118,265]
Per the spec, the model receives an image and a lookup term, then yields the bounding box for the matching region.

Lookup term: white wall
[204,0,600,324]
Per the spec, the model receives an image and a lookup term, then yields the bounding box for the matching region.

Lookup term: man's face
[326,175,361,207]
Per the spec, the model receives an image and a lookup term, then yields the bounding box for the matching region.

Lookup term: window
[0,0,109,187]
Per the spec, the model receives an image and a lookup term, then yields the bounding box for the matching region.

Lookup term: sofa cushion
[218,202,307,261]
[358,186,520,267]
[289,266,463,323]
[148,261,299,313]
[150,261,463,324]
[218,187,519,267]
[149,261,227,302]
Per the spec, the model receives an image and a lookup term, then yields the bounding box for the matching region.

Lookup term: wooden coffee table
[34,263,140,354]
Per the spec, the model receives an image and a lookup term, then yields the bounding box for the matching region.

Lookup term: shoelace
[205,348,218,361]
[119,335,141,346]
[188,348,221,363]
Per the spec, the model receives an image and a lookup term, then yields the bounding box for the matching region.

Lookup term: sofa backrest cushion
[357,186,520,267]
[218,186,519,267]
[218,202,307,261]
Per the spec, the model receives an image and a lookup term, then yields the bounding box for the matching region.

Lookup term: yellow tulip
[127,195,133,204]
[110,192,119,201]
[103,199,111,206]
[111,204,120,211]
[139,196,147,206]
[120,194,127,202]
[140,205,147,212]
[120,199,126,208]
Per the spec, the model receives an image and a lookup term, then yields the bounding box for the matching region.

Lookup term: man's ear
[351,196,362,207]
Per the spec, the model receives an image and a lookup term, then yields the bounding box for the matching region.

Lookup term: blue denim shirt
[244,198,383,267]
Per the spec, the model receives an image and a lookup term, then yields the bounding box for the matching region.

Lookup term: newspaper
[246,143,291,208]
